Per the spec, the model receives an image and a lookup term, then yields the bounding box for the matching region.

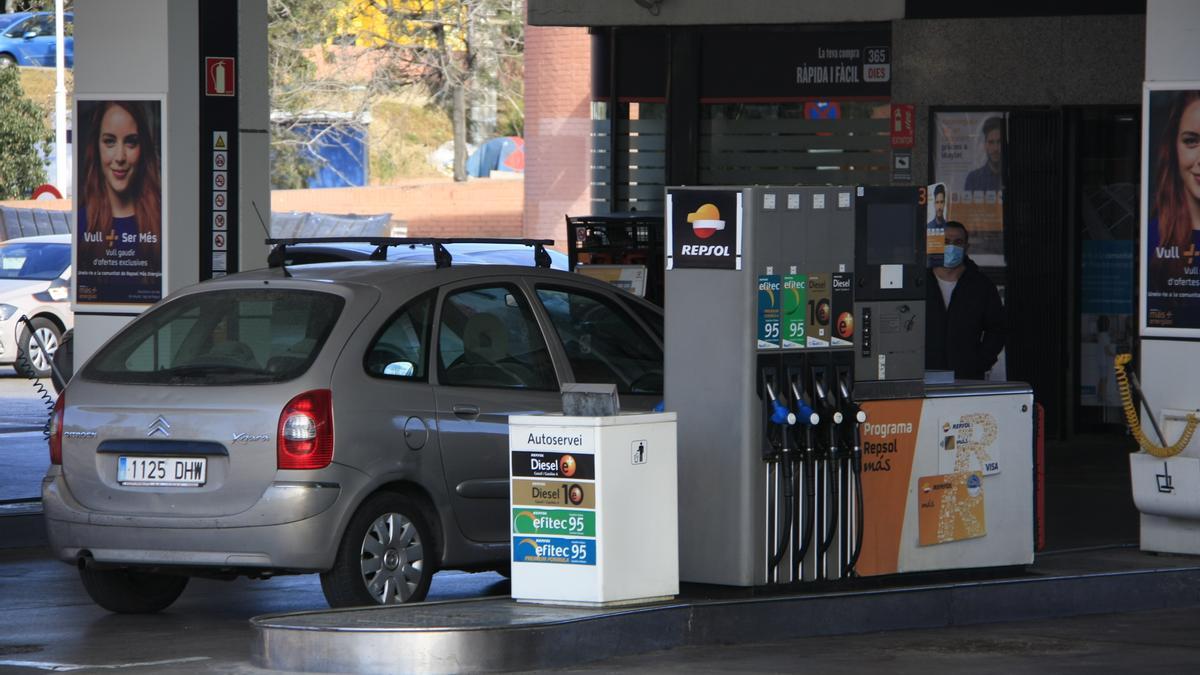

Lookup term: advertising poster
[1082,238,1134,407]
[931,112,1007,267]
[917,471,987,546]
[74,96,165,309]
[1141,83,1200,336]
[926,182,948,267]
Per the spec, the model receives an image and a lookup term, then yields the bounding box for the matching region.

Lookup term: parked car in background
[44,247,663,613]
[0,11,73,67]
[0,234,72,378]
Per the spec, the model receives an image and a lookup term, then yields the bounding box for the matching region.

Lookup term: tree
[337,0,525,181]
[266,0,524,184]
[0,66,51,200]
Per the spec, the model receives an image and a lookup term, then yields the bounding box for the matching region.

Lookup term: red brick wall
[272,179,524,238]
[4,179,525,240]
[523,25,593,247]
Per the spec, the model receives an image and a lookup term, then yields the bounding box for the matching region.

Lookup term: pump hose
[795,450,815,579]
[845,426,865,577]
[769,454,795,576]
[1114,353,1198,458]
[15,340,55,443]
[819,446,839,558]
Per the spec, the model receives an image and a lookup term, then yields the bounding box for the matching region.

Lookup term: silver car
[43,254,663,612]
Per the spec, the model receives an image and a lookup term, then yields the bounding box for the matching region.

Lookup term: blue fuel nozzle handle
[795,401,819,426]
[770,400,796,426]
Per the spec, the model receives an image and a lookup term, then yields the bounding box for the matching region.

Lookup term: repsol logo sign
[679,244,731,257]
[864,421,913,437]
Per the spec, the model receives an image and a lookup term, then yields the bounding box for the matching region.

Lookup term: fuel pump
[661,183,1032,589]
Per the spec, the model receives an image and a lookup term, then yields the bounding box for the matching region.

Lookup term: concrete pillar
[1137,0,1200,553]
[71,0,267,364]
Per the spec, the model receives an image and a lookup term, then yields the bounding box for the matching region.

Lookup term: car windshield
[83,288,344,385]
[0,242,70,280]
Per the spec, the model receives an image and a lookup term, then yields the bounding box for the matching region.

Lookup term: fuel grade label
[512,508,596,537]
[511,479,596,509]
[512,536,596,565]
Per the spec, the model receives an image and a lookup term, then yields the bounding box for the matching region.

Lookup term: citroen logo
[147,416,171,438]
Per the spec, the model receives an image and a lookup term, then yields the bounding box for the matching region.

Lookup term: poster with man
[74,97,165,310]
[931,112,1007,268]
[926,182,948,267]
[1141,84,1200,336]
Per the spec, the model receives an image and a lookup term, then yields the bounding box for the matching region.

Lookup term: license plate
[118,456,207,487]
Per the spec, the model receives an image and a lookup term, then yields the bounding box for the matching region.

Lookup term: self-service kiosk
[666,185,1034,588]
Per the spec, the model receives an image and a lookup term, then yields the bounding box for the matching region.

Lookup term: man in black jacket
[926,221,1005,379]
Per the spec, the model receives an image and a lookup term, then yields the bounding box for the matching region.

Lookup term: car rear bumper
[41,467,353,571]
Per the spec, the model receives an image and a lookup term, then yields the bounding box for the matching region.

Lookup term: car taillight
[277,389,333,470]
[49,394,64,465]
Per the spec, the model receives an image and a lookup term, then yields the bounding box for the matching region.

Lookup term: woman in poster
[1146,90,1200,329]
[76,100,163,305]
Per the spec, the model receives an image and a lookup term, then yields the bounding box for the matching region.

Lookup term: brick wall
[523,25,593,246]
[2,178,525,240]
[271,178,524,239]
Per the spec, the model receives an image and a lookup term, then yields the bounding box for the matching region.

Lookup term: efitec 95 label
[512,536,596,565]
[512,508,596,537]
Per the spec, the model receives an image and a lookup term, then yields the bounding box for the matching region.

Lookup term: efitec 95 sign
[666,188,743,270]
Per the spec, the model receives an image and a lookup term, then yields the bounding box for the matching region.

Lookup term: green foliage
[0,66,51,200]
[370,100,452,182]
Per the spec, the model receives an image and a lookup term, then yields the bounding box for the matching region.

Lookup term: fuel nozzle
[837,373,867,426]
[790,380,819,427]
[765,381,797,427]
[812,370,843,426]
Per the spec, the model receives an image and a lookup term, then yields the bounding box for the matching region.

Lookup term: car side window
[4,18,30,38]
[536,286,663,395]
[365,291,434,380]
[438,285,556,390]
[25,16,49,37]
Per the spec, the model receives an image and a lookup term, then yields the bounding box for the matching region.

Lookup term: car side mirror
[383,361,415,378]
[23,30,39,39]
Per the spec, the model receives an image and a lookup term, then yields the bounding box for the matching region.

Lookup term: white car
[0,234,72,378]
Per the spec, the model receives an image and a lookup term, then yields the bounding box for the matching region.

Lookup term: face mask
[943,244,964,268]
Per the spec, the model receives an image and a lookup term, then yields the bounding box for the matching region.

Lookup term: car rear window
[82,289,344,385]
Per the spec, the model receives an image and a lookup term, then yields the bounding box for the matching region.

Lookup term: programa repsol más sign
[667,188,743,271]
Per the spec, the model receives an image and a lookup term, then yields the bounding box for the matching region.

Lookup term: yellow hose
[1114,353,1199,458]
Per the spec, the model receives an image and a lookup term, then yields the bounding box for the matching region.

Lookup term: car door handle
[452,404,480,420]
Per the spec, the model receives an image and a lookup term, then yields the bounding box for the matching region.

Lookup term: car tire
[320,493,436,608]
[78,567,189,614]
[0,54,15,68]
[15,318,61,379]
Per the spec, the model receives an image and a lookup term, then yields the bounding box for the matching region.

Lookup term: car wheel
[0,54,15,68]
[15,318,61,379]
[320,493,436,608]
[78,566,189,614]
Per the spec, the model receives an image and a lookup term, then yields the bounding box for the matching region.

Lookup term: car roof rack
[265,237,557,270]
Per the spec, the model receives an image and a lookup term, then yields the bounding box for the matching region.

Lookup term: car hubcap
[360,512,423,604]
[29,328,58,372]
